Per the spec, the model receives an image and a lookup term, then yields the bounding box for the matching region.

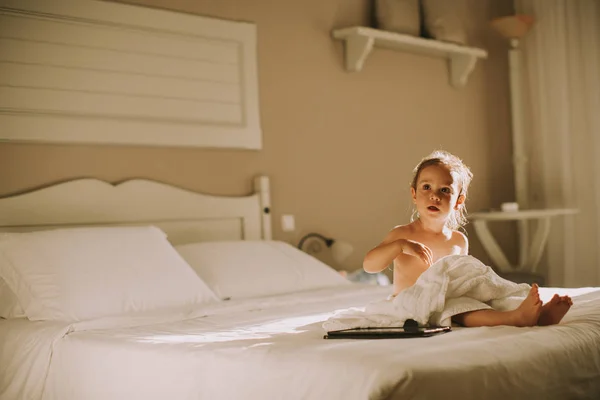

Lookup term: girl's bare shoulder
[390,222,419,235]
[385,223,418,241]
[451,230,469,252]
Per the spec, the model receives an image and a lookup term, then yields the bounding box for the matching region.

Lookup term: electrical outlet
[281,215,295,232]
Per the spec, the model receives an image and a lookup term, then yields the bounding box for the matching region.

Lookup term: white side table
[469,208,578,274]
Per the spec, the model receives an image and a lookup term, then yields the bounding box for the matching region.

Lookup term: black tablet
[323,325,451,339]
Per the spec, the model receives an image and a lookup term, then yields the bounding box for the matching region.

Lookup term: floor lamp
[468,15,578,283]
[491,15,535,265]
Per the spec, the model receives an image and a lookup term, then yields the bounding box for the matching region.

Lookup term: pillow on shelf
[175,240,350,300]
[421,0,468,45]
[0,279,25,319]
[375,0,421,36]
[0,226,218,322]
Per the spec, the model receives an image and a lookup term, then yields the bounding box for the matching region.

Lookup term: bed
[0,177,599,400]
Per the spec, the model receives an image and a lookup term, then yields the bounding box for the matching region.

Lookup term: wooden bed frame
[0,176,272,245]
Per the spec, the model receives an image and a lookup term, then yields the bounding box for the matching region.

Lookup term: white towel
[323,255,531,331]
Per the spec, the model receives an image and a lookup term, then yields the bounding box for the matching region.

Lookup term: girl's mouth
[427,206,440,211]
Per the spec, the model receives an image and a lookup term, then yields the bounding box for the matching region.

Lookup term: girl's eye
[422,184,430,190]
[441,187,450,193]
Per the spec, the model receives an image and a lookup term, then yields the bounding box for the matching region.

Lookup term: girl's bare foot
[511,284,543,327]
[538,294,572,326]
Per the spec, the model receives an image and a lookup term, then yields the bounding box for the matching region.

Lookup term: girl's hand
[400,239,433,266]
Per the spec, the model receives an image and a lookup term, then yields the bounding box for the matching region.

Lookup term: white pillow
[175,240,350,300]
[0,226,218,322]
[0,279,26,319]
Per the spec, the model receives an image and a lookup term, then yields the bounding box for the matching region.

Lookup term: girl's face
[411,164,464,222]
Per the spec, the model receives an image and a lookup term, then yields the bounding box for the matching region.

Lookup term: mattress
[1,285,599,400]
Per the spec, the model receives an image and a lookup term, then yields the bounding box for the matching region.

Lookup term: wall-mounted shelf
[332,26,488,88]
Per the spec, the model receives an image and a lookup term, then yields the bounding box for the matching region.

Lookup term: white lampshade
[330,240,354,263]
[297,233,354,264]
[490,15,535,40]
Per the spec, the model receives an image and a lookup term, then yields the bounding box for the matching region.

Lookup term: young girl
[363,150,572,327]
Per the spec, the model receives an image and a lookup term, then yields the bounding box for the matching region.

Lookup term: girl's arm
[363,239,405,273]
[363,229,433,273]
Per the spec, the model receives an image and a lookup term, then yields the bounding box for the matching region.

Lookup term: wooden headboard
[0,176,272,245]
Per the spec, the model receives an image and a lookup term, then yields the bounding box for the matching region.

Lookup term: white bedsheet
[0,319,71,400]
[1,284,600,400]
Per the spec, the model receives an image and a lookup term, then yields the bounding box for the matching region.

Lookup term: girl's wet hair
[410,150,473,230]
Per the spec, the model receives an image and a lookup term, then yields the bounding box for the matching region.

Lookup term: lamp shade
[297,233,354,264]
[490,15,535,39]
[330,240,354,263]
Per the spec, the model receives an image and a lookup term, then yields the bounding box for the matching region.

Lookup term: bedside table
[469,208,577,277]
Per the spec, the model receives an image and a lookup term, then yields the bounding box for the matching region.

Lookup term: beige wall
[0,0,516,272]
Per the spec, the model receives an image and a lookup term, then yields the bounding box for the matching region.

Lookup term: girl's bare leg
[452,284,542,327]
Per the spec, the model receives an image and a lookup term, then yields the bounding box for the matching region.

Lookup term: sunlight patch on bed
[137,311,342,344]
